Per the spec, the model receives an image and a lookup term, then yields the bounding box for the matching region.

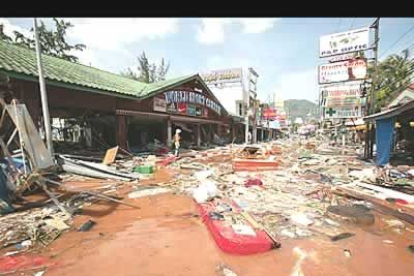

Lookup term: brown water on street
[10,191,411,276]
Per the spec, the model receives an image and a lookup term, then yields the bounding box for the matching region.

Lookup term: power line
[379,25,414,59]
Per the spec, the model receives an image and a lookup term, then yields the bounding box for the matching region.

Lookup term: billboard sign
[318,59,367,84]
[320,81,363,108]
[200,68,243,86]
[320,27,370,58]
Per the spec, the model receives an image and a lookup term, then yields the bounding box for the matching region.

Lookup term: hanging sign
[153,97,167,112]
[164,90,221,115]
[320,27,370,58]
[318,59,367,84]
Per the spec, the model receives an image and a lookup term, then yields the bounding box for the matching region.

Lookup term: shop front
[115,76,230,151]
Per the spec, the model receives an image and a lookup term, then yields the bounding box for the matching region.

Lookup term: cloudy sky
[1,17,414,103]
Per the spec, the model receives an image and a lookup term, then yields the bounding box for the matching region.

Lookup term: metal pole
[364,17,380,159]
[33,18,54,156]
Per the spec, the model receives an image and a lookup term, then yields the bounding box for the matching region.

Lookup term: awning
[116,109,168,118]
[170,115,227,125]
[364,100,414,122]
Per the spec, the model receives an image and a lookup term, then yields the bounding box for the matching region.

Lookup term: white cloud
[65,18,180,50]
[0,18,32,40]
[239,18,280,34]
[197,18,279,45]
[197,18,232,45]
[274,69,319,102]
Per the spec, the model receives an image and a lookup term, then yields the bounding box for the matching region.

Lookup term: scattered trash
[78,220,96,232]
[128,187,171,199]
[0,255,53,274]
[291,213,314,227]
[343,249,351,258]
[216,263,238,276]
[231,224,257,236]
[331,232,355,242]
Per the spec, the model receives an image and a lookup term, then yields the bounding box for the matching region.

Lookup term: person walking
[174,129,181,157]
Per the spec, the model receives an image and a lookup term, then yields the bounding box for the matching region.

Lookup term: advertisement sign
[329,53,356,63]
[263,108,277,119]
[320,27,370,58]
[153,97,167,112]
[320,81,363,108]
[324,106,362,119]
[177,103,187,114]
[200,68,243,85]
[318,59,367,84]
[167,102,177,113]
[187,104,196,116]
[164,90,222,115]
[203,108,208,117]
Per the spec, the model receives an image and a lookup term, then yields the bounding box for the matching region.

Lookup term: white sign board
[153,97,167,112]
[320,27,370,58]
[329,53,356,63]
[320,81,363,108]
[200,68,243,86]
[324,106,362,119]
[319,59,367,84]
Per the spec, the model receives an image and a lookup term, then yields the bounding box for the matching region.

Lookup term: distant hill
[284,99,318,123]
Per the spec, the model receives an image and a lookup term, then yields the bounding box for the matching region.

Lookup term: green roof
[0,40,195,99]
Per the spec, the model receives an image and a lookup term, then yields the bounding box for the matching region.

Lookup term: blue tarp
[375,117,395,166]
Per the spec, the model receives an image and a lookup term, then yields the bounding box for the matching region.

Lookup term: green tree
[370,49,414,111]
[0,18,86,63]
[121,52,170,83]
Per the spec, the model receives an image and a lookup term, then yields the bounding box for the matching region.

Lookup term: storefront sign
[164,90,222,115]
[329,53,355,63]
[177,103,187,114]
[318,59,367,84]
[187,104,196,116]
[320,81,363,108]
[200,68,243,85]
[153,97,167,112]
[167,102,177,113]
[324,106,362,119]
[263,108,277,119]
[320,27,370,58]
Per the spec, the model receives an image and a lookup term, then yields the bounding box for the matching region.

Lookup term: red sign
[178,103,187,114]
[263,108,277,119]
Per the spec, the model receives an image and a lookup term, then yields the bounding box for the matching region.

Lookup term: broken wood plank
[44,177,140,209]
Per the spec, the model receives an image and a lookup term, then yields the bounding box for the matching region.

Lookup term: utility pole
[34,18,54,155]
[364,17,380,159]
